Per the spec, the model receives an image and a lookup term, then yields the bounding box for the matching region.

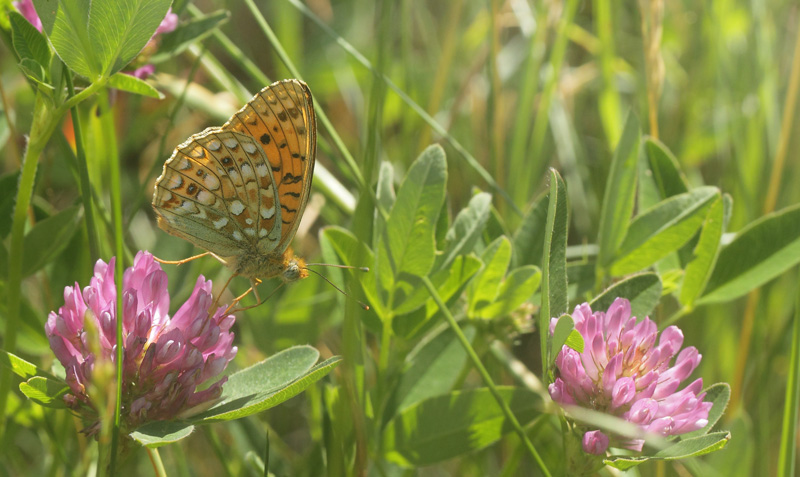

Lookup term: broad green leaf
[196,346,339,422]
[18,58,51,91]
[434,192,491,271]
[512,190,548,267]
[382,387,542,467]
[19,376,69,408]
[564,330,584,353]
[130,421,195,448]
[683,383,730,439]
[375,160,396,215]
[604,431,730,471]
[34,0,171,78]
[388,325,477,417]
[0,350,43,379]
[477,265,541,320]
[597,113,640,268]
[9,11,51,67]
[590,272,662,318]
[34,0,99,77]
[89,0,172,76]
[540,169,568,369]
[377,145,447,290]
[22,205,82,277]
[699,203,800,304]
[323,226,385,321]
[151,10,230,62]
[395,253,480,316]
[551,314,574,363]
[567,261,595,303]
[610,187,718,276]
[467,237,511,315]
[107,72,163,98]
[393,255,481,339]
[680,195,728,307]
[644,138,689,198]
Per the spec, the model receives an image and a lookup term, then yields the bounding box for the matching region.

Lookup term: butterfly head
[280,250,309,283]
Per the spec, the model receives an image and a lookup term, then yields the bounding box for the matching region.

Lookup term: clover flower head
[548,298,711,455]
[45,251,237,433]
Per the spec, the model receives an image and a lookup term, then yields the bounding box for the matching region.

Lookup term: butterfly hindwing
[153,129,282,258]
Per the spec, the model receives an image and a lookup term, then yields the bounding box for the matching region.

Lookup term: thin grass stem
[422,276,551,476]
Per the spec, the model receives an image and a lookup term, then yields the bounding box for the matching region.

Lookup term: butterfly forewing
[223,79,317,254]
[152,129,282,259]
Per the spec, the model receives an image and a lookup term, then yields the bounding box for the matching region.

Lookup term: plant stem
[0,76,106,439]
[777,272,800,476]
[66,72,100,261]
[0,92,56,439]
[97,89,125,475]
[147,448,167,477]
[422,276,551,476]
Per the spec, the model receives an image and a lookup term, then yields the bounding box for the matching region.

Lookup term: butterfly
[152,79,317,298]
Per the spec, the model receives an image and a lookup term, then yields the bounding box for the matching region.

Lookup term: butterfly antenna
[305,263,370,273]
[304,268,370,310]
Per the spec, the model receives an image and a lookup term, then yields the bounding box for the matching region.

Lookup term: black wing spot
[281,204,297,213]
[282,173,302,184]
[222,157,233,165]
[273,126,279,132]
[288,108,299,118]
[260,134,271,145]
[279,142,287,149]
[301,155,307,161]
[271,164,281,171]
[291,153,300,158]
[277,111,288,122]
[186,183,196,194]
[296,126,306,135]
[247,116,258,126]
[285,192,301,198]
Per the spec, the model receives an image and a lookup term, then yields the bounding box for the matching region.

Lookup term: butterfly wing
[152,129,282,259]
[223,79,317,255]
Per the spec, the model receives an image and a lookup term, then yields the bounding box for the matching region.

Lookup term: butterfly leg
[227,281,284,314]
[250,278,263,303]
[220,279,262,314]
[210,273,238,312]
[154,251,211,266]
